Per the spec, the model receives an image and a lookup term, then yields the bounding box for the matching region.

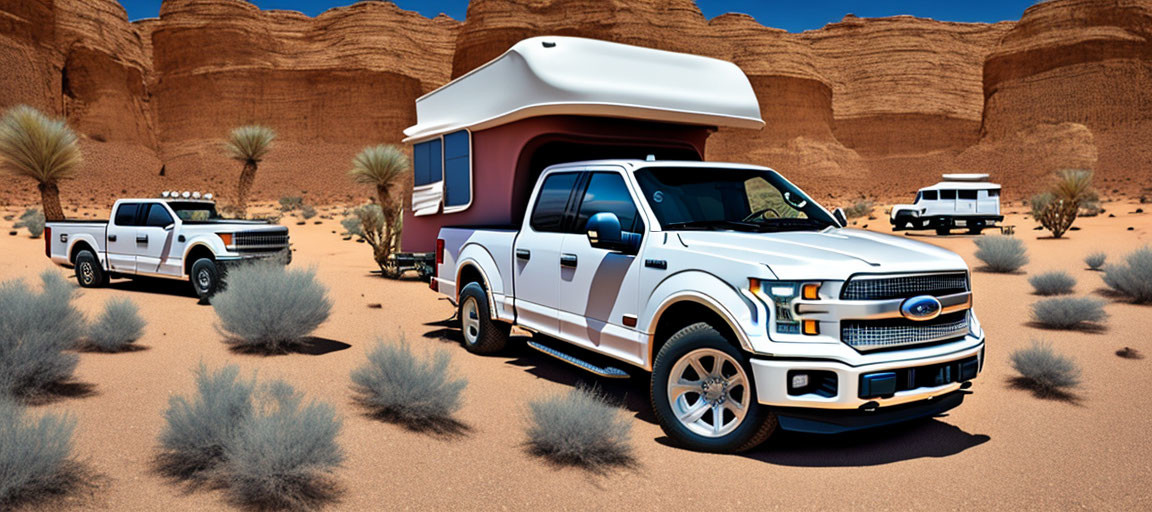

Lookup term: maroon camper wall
[401,115,711,253]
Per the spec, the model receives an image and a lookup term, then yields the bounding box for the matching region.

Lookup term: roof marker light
[192,192,201,199]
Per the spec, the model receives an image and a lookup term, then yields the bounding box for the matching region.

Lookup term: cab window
[921,190,938,201]
[575,172,641,233]
[114,203,140,226]
[144,204,174,227]
[530,172,580,233]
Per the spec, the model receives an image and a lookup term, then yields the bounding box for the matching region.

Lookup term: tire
[968,227,984,235]
[74,250,107,288]
[190,258,221,304]
[935,227,950,236]
[458,282,510,354]
[650,323,777,453]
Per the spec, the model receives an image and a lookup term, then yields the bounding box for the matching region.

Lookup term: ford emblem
[901,295,942,321]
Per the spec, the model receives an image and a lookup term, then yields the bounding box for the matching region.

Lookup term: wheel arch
[68,238,98,264]
[183,243,216,277]
[646,294,750,372]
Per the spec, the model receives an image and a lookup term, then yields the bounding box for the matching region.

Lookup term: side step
[526,341,630,379]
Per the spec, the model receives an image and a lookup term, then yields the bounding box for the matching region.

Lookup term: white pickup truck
[434,160,985,453]
[45,197,290,301]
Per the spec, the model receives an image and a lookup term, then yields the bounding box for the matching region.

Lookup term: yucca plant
[348,145,409,266]
[1031,169,1096,238]
[225,125,276,218]
[0,106,82,222]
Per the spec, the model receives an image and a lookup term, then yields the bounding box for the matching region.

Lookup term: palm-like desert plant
[349,145,408,263]
[0,106,82,221]
[1031,169,1096,238]
[225,125,275,218]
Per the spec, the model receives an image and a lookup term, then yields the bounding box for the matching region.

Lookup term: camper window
[413,139,443,187]
[443,130,472,212]
[959,190,978,200]
[530,172,580,233]
[922,190,938,201]
[940,190,957,200]
[988,189,1000,197]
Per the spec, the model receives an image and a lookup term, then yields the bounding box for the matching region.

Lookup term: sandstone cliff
[1,0,1150,209]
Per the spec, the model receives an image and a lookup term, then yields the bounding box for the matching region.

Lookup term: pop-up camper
[400,36,765,252]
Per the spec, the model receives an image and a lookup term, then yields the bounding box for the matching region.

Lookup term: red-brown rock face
[1,0,1151,207]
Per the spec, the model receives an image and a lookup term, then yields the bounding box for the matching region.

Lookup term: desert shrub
[1031,297,1107,329]
[526,387,633,468]
[1102,246,1152,303]
[1084,252,1106,270]
[300,204,317,220]
[0,398,80,507]
[0,271,83,398]
[1079,200,1102,217]
[351,337,467,428]
[221,381,343,510]
[1010,341,1081,396]
[278,196,303,212]
[158,365,255,478]
[973,236,1028,272]
[843,199,874,219]
[85,298,145,352]
[211,262,332,353]
[1028,271,1075,296]
[14,208,44,237]
[1030,169,1096,238]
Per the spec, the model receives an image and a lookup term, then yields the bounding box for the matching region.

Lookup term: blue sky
[117,1,1037,32]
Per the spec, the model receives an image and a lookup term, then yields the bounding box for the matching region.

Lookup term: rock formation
[1,0,1149,208]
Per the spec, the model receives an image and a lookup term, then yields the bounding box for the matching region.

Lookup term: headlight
[750,279,822,335]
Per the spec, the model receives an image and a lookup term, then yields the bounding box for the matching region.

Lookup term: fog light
[791,373,809,389]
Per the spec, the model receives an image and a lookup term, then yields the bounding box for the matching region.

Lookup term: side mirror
[586,212,640,254]
[832,208,848,228]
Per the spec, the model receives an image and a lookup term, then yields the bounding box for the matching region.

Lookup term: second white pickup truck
[434,160,985,453]
[45,197,290,301]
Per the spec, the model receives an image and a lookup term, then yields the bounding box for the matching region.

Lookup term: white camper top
[402,36,765,143]
[921,173,1001,192]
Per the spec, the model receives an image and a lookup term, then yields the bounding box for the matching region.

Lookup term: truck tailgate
[436,227,518,315]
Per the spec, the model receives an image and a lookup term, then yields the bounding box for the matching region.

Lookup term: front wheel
[190,258,222,304]
[74,250,107,288]
[651,323,777,453]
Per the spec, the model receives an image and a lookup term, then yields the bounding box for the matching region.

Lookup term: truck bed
[437,226,519,320]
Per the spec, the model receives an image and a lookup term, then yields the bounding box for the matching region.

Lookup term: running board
[526,341,630,379]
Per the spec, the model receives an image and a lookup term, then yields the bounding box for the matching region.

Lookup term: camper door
[956,189,977,215]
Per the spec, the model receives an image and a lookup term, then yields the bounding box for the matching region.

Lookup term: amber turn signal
[802,319,820,335]
[218,233,233,246]
[802,283,820,300]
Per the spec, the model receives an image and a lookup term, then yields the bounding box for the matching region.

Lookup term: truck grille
[841,272,969,301]
[235,230,289,252]
[842,311,970,352]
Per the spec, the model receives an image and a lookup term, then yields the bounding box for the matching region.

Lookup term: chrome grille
[235,230,289,252]
[841,272,968,301]
[842,312,969,351]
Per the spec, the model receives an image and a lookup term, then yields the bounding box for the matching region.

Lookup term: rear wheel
[458,282,510,354]
[190,258,221,304]
[935,227,950,236]
[74,250,107,288]
[651,323,777,453]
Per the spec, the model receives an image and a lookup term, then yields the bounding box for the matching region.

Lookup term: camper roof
[402,36,765,142]
[921,181,1002,191]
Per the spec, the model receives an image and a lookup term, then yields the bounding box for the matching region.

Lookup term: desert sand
[1,201,1150,510]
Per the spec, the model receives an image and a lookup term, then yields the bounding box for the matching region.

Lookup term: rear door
[557,169,646,364]
[136,203,177,275]
[977,188,1000,215]
[512,171,581,338]
[105,202,140,273]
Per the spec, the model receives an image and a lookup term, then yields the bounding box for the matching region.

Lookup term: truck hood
[675,228,967,281]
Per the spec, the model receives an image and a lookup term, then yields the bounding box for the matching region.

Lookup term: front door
[136,203,177,275]
[105,202,140,273]
[558,170,645,365]
[512,171,581,338]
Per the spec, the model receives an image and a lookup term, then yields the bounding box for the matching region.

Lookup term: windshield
[634,167,836,232]
[168,201,221,221]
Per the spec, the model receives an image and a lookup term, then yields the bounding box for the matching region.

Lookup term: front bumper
[749,335,984,411]
[774,390,967,434]
[217,247,292,266]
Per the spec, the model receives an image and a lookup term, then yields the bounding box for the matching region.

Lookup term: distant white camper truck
[890,174,1004,235]
[409,37,985,453]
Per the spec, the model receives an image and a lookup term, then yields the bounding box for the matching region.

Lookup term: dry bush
[158,364,256,479]
[1084,252,1106,270]
[351,337,467,432]
[973,236,1028,273]
[526,387,633,469]
[14,208,44,238]
[211,262,332,353]
[1031,297,1107,329]
[843,199,875,219]
[1028,271,1075,296]
[1102,246,1152,303]
[0,398,82,508]
[1030,170,1095,238]
[85,298,145,352]
[1010,341,1081,398]
[0,271,83,399]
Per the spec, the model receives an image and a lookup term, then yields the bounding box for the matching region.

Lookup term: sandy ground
[1,200,1151,511]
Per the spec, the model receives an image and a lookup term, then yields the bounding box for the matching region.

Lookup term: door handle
[136,234,148,244]
[515,248,531,261]
[560,253,578,268]
[108,234,117,242]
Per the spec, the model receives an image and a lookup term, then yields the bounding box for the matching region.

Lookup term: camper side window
[959,190,978,200]
[940,190,957,200]
[413,139,443,187]
[921,190,937,201]
[443,130,472,212]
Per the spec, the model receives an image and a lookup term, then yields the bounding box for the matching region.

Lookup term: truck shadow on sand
[105,276,198,299]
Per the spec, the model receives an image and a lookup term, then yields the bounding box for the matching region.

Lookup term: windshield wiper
[663,219,765,232]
